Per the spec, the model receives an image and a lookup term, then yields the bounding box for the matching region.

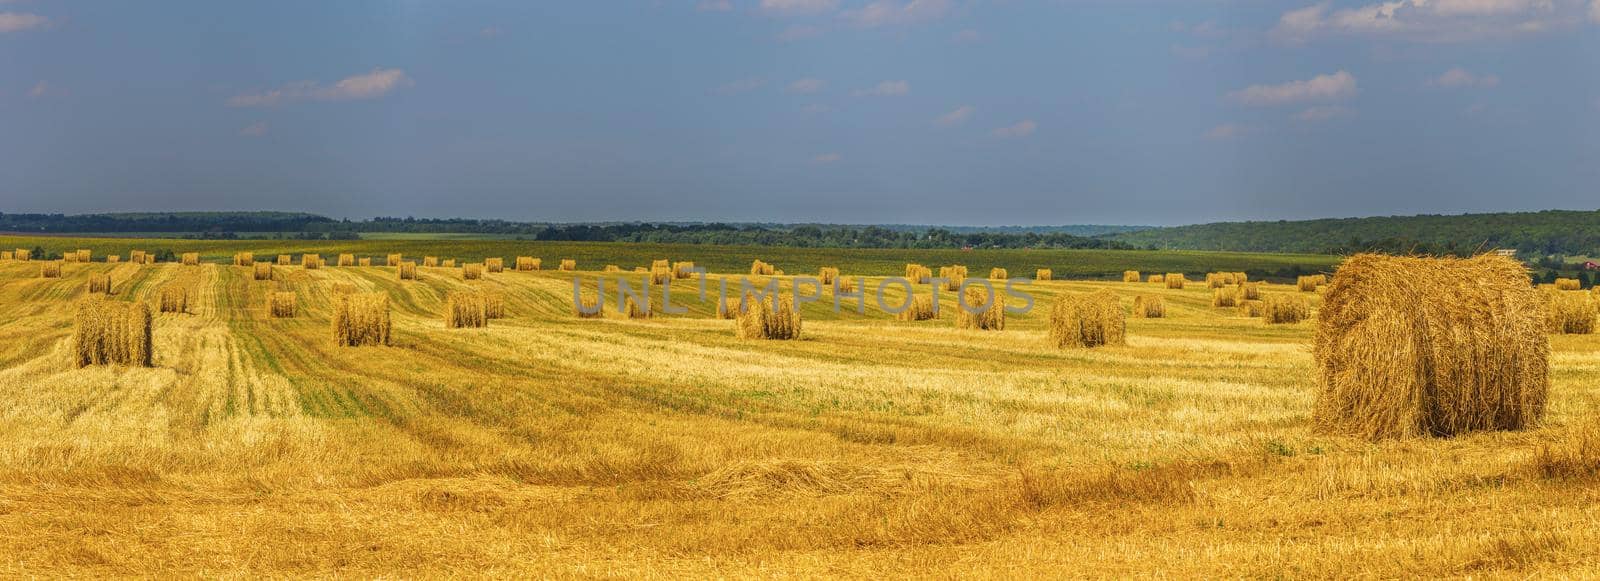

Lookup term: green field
[1,235,1339,280]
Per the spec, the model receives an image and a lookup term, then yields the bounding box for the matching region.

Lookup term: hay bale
[233,252,255,267]
[1,250,12,260]
[423,256,439,267]
[129,250,144,264]
[15,248,31,261]
[1036,269,1052,281]
[332,292,391,346]
[1132,295,1165,318]
[1555,278,1582,291]
[87,274,112,294]
[158,286,189,314]
[76,250,91,262]
[603,265,622,272]
[674,261,696,279]
[463,263,483,280]
[387,254,403,267]
[835,277,857,293]
[74,299,152,368]
[1545,290,1596,334]
[337,253,355,267]
[275,254,290,266]
[483,292,506,319]
[559,259,577,271]
[445,291,489,328]
[1237,300,1265,318]
[358,257,372,267]
[717,297,742,320]
[1312,253,1549,440]
[989,267,1009,280]
[485,257,504,273]
[40,261,62,278]
[897,295,937,321]
[1232,272,1249,284]
[1263,294,1309,324]
[1206,273,1230,289]
[1212,287,1239,308]
[1297,274,1326,292]
[624,296,652,319]
[955,287,1005,331]
[182,252,200,266]
[652,259,672,270]
[633,267,647,273]
[253,263,273,281]
[397,261,418,280]
[1147,274,1163,284]
[650,266,672,285]
[1165,273,1185,289]
[1123,270,1140,283]
[575,293,604,318]
[905,264,931,284]
[443,259,456,268]
[818,267,839,286]
[735,295,802,340]
[301,254,322,269]
[750,260,775,276]
[936,266,964,291]
[105,255,120,264]
[1049,290,1125,348]
[269,292,296,318]
[1241,282,1262,301]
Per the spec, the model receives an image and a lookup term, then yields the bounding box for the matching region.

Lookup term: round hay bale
[1312,253,1549,440]
[1048,290,1125,348]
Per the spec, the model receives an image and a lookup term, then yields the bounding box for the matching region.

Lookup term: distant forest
[5,209,1600,257]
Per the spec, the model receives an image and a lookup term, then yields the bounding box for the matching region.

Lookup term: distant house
[1586,261,1599,271]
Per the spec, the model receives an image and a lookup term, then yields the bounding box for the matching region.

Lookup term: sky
[2,0,1599,227]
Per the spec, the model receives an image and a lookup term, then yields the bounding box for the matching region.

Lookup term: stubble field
[1,240,1598,577]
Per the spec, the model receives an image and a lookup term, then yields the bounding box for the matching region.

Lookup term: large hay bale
[989,267,1009,280]
[1147,274,1163,284]
[835,277,857,293]
[358,257,372,267]
[234,252,255,267]
[159,286,189,314]
[332,292,391,346]
[40,261,62,278]
[515,256,539,271]
[717,297,741,320]
[1545,290,1596,334]
[750,260,775,276]
[1,251,12,260]
[575,293,604,318]
[1554,278,1582,291]
[442,258,456,268]
[397,261,418,281]
[105,255,120,264]
[1036,269,1052,281]
[652,259,672,270]
[1049,290,1125,348]
[818,266,839,286]
[735,295,801,340]
[1205,273,1230,289]
[1241,282,1262,301]
[181,252,200,266]
[650,266,672,285]
[128,250,144,264]
[603,265,622,273]
[15,248,31,261]
[386,254,403,267]
[1232,272,1249,284]
[276,254,291,266]
[559,259,577,271]
[897,295,937,321]
[955,287,1005,331]
[1165,273,1185,289]
[1212,287,1239,308]
[485,257,504,273]
[463,263,483,280]
[301,254,321,269]
[1312,253,1548,440]
[337,253,355,267]
[74,299,152,368]
[269,292,296,318]
[1298,274,1326,292]
[423,256,439,267]
[1123,270,1140,283]
[1132,295,1165,318]
[624,296,653,319]
[1237,300,1265,318]
[482,292,506,319]
[905,264,931,284]
[445,291,489,328]
[63,251,78,263]
[674,261,696,279]
[87,274,112,294]
[253,263,273,281]
[1263,294,1309,324]
[939,265,967,291]
[73,249,91,262]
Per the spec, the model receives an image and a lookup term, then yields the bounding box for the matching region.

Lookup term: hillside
[1103,210,1600,256]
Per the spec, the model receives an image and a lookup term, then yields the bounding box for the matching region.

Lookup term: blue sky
[3,1,1598,226]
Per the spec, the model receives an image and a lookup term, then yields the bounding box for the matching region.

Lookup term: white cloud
[934,105,973,126]
[1271,0,1576,44]
[1431,67,1500,88]
[229,68,413,107]
[1591,0,1600,22]
[813,152,842,163]
[696,0,734,12]
[239,121,269,137]
[786,78,826,93]
[841,0,951,28]
[0,12,46,33]
[714,77,767,95]
[992,120,1036,138]
[761,0,838,15]
[853,80,909,97]
[1205,124,1244,139]
[1230,70,1357,106]
[1295,105,1354,121]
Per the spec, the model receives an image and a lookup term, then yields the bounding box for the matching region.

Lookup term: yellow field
[2,258,1599,577]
